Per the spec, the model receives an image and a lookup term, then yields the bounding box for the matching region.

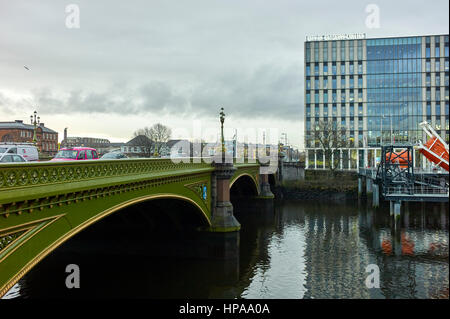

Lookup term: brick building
[0,120,59,156]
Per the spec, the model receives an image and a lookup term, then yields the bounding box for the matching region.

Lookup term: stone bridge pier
[200,162,241,260]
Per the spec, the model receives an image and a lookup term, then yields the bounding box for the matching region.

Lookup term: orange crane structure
[417,121,449,172]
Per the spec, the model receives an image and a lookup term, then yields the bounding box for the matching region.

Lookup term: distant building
[121,135,153,157]
[0,119,59,156]
[163,139,192,157]
[60,128,123,156]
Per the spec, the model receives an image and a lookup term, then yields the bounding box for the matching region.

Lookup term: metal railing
[384,186,449,196]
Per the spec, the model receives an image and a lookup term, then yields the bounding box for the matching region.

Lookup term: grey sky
[0,0,448,147]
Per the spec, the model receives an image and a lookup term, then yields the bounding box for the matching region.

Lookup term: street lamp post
[30,110,40,145]
[219,107,226,161]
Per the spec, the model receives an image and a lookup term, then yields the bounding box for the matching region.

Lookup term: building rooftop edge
[305,33,449,43]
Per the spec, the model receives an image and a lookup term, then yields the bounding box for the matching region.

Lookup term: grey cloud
[1,62,304,121]
[190,63,303,120]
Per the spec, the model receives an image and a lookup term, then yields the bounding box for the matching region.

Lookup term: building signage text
[306,33,366,42]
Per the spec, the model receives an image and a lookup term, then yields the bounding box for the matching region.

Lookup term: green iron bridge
[0,158,274,297]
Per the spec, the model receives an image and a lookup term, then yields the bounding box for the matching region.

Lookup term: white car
[0,143,39,161]
[0,153,27,163]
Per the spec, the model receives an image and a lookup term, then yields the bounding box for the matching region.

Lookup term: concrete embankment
[274,170,358,201]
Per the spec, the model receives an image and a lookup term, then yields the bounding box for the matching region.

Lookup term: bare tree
[149,123,172,156]
[134,123,172,157]
[132,127,154,157]
[313,120,348,172]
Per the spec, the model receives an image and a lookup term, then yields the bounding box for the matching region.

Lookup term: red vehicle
[51,147,99,161]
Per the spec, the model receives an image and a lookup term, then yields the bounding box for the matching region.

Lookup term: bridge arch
[0,193,211,297]
[230,173,260,197]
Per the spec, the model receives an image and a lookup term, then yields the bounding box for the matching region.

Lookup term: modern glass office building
[304,34,449,170]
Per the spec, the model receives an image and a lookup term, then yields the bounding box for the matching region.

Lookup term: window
[358,61,363,74]
[306,43,311,62]
[340,63,345,74]
[314,63,319,76]
[436,46,440,58]
[426,73,431,86]
[77,151,86,160]
[349,41,354,60]
[426,60,431,72]
[349,90,354,102]
[436,60,440,72]
[436,73,441,86]
[86,150,93,159]
[323,77,328,89]
[357,44,363,60]
[332,41,337,61]
[323,64,328,75]
[436,102,441,116]
[332,62,337,75]
[306,64,311,76]
[426,47,431,58]
[349,62,354,74]
[306,79,311,90]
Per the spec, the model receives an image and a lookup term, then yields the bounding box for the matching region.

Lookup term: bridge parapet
[0,159,214,217]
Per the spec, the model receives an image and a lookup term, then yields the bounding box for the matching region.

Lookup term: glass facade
[304,34,450,170]
[366,37,423,146]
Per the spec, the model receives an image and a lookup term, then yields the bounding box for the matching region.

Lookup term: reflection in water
[5,199,449,299]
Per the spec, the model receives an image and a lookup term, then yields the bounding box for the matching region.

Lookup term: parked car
[0,143,39,161]
[0,153,27,163]
[51,147,99,161]
[100,152,128,159]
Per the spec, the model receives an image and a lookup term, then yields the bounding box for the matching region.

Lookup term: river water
[3,199,449,299]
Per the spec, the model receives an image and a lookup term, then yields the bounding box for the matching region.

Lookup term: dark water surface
[3,199,449,299]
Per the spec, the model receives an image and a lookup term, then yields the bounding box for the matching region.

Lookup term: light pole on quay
[30,110,40,145]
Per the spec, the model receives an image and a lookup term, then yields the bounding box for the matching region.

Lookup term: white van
[0,143,39,162]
